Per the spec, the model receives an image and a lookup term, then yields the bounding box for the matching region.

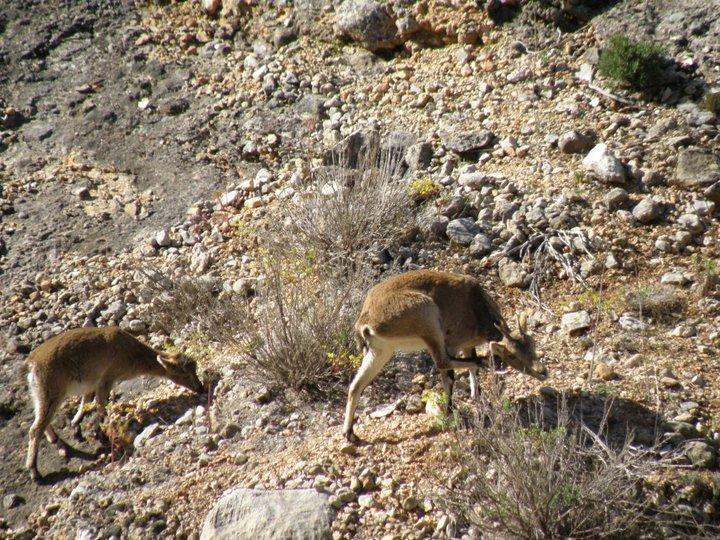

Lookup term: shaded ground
[0,0,222,284]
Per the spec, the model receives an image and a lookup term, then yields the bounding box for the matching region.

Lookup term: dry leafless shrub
[143,269,250,345]
[624,284,687,320]
[238,248,372,397]
[286,135,413,265]
[438,383,713,539]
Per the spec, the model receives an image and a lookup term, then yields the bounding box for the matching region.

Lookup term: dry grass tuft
[624,284,687,320]
[437,383,714,538]
[144,270,250,345]
[287,135,413,266]
[237,248,371,397]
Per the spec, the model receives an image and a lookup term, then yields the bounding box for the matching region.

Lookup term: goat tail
[355,325,374,354]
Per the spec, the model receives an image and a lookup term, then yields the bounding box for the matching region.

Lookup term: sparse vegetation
[147,250,371,398]
[694,254,720,297]
[422,389,458,430]
[286,139,412,266]
[145,270,251,345]
[237,249,372,397]
[409,177,441,201]
[146,138,415,400]
[101,411,135,463]
[439,386,713,538]
[624,284,687,320]
[598,35,666,90]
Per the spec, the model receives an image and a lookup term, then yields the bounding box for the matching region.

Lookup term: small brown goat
[343,269,547,441]
[26,327,204,480]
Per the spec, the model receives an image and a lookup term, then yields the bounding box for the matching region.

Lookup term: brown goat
[343,270,547,441]
[26,327,204,480]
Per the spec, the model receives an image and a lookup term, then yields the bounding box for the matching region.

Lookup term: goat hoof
[29,468,41,482]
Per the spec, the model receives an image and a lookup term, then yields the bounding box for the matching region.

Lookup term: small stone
[594,362,618,381]
[446,218,481,246]
[220,190,243,207]
[661,272,690,286]
[558,130,593,154]
[604,188,629,210]
[684,441,716,468]
[358,494,374,508]
[498,261,527,288]
[221,422,241,439]
[618,315,647,331]
[158,98,189,116]
[674,412,696,423]
[336,0,401,52]
[3,494,23,509]
[190,247,212,274]
[677,213,705,233]
[632,197,662,223]
[370,403,396,418]
[340,442,358,455]
[411,374,428,386]
[126,319,146,333]
[561,311,591,334]
[605,252,620,269]
[175,409,194,426]
[402,496,419,511]
[582,143,627,184]
[671,324,696,338]
[155,229,172,247]
[445,130,496,157]
[422,215,449,239]
[661,376,682,389]
[468,234,492,257]
[201,0,222,15]
[405,143,433,170]
[668,421,700,439]
[245,196,264,209]
[673,148,720,190]
[134,423,161,448]
[273,27,298,48]
[124,201,140,217]
[25,123,54,141]
[405,394,423,414]
[73,186,91,200]
[425,398,443,418]
[335,488,357,505]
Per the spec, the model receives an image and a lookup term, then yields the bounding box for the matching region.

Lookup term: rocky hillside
[1,0,719,538]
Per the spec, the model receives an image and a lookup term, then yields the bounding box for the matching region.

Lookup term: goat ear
[157,355,172,371]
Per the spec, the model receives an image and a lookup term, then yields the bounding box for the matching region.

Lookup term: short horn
[517,313,528,333]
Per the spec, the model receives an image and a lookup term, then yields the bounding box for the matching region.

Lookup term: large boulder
[673,148,720,190]
[446,218,481,245]
[201,488,334,540]
[444,130,496,158]
[336,0,401,52]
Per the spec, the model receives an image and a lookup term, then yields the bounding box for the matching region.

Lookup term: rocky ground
[1,0,720,538]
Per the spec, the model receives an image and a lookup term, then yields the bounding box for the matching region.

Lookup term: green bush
[701,91,720,114]
[598,35,665,90]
